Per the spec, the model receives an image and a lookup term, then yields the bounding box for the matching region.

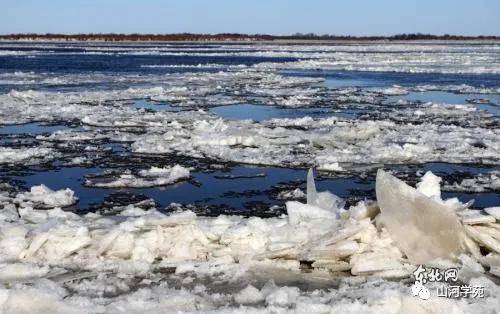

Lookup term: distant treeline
[1,33,498,41]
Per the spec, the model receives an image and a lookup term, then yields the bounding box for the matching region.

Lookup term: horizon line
[1,32,499,40]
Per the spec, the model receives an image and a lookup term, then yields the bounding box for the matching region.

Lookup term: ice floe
[85,165,190,188]
[0,147,55,165]
[15,185,77,208]
[444,171,500,193]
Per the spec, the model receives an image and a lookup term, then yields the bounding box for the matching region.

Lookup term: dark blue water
[10,161,498,211]
[16,166,111,209]
[0,52,296,75]
[0,123,68,135]
[388,91,499,104]
[282,69,500,89]
[209,104,334,121]
[0,43,299,93]
[12,164,370,210]
[1,118,496,211]
[133,99,182,112]
[386,91,500,115]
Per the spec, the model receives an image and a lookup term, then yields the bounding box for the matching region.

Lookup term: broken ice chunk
[286,201,336,226]
[16,185,77,208]
[306,168,344,214]
[481,254,500,278]
[234,285,264,305]
[86,165,190,188]
[459,210,496,225]
[350,251,406,276]
[464,225,500,253]
[376,169,465,264]
[307,240,360,260]
[277,188,305,200]
[265,286,300,307]
[417,171,472,211]
[311,260,351,272]
[144,210,197,227]
[306,168,317,206]
[348,200,379,220]
[462,233,482,260]
[484,207,500,220]
[416,171,442,200]
[0,263,49,283]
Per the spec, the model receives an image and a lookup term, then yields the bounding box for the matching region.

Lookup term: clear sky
[1,0,499,36]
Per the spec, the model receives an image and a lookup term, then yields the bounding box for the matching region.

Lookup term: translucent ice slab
[376,169,465,264]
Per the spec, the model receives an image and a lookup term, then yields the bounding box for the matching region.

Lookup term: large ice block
[375,169,465,264]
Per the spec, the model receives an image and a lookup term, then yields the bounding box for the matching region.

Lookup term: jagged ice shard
[306,168,344,214]
[376,169,465,264]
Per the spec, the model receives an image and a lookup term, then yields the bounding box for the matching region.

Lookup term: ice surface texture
[376,169,465,264]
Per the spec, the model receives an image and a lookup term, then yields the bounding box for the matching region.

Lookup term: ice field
[0,42,499,312]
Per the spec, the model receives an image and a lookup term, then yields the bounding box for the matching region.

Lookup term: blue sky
[1,0,499,36]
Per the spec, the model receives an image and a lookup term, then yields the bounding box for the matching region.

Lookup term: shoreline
[1,39,500,45]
